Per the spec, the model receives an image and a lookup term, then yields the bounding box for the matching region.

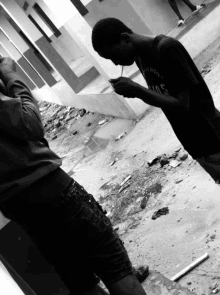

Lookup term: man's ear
[121,33,131,43]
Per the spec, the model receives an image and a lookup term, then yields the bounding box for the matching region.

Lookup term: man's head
[92,18,135,66]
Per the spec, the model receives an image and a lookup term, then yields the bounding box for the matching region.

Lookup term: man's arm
[0,58,44,141]
[111,38,198,111]
[110,77,191,111]
[135,84,191,111]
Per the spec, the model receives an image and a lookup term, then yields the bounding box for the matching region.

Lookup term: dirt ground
[38,34,220,295]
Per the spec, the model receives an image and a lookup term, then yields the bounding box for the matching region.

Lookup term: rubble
[79,109,86,117]
[179,153,188,161]
[152,207,169,220]
[108,158,118,166]
[200,67,211,76]
[98,119,107,125]
[115,132,127,141]
[160,155,169,167]
[140,196,148,209]
[147,149,188,168]
[148,156,161,166]
[211,283,220,294]
[175,179,183,184]
[169,160,181,168]
[120,175,131,187]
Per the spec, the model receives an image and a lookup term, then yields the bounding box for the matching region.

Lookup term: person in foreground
[92,18,220,184]
[0,57,149,295]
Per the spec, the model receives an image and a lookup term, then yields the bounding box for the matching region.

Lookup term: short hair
[92,18,133,52]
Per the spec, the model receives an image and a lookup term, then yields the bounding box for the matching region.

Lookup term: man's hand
[109,77,142,98]
[0,57,16,76]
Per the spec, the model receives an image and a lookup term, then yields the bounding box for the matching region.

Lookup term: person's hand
[0,57,16,76]
[109,77,142,98]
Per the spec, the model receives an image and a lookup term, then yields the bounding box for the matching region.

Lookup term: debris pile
[147,148,189,169]
[37,101,111,145]
[99,165,164,225]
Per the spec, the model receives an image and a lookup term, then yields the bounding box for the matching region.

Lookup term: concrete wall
[33,86,138,119]
[127,0,202,35]
[15,0,84,62]
[84,0,152,35]
[84,0,202,35]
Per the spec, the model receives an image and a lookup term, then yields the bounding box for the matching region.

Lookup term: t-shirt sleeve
[160,38,199,93]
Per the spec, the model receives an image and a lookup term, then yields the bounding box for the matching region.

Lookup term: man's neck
[132,33,156,57]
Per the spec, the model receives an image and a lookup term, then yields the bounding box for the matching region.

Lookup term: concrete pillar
[0,0,91,93]
[28,9,53,39]
[0,44,36,90]
[0,31,45,88]
[0,15,57,87]
[42,0,115,80]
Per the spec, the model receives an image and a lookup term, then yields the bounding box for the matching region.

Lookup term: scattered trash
[200,67,211,76]
[160,155,169,167]
[118,184,130,193]
[108,158,118,166]
[179,153,188,161]
[98,119,107,125]
[170,253,209,281]
[140,196,148,209]
[120,175,131,186]
[211,283,220,294]
[175,179,183,184]
[115,132,127,141]
[152,207,169,220]
[206,234,216,243]
[54,120,61,128]
[168,152,178,159]
[148,156,161,166]
[79,108,86,117]
[169,160,181,168]
[175,148,182,153]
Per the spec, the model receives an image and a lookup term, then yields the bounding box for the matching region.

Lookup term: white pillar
[0,15,57,87]
[42,0,120,79]
[0,0,86,93]
[0,44,36,90]
[0,31,45,88]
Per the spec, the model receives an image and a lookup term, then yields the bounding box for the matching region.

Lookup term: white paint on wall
[81,0,92,5]
[42,0,78,24]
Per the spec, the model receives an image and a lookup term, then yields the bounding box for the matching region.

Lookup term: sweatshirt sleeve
[0,71,45,141]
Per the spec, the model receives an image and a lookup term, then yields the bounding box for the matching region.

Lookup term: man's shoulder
[157,35,180,52]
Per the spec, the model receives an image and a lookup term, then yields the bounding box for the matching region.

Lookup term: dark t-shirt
[136,34,220,158]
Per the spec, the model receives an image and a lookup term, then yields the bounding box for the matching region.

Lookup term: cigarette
[121,66,124,77]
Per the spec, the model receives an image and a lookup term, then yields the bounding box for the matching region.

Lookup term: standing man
[168,0,204,26]
[92,18,220,184]
[0,57,148,295]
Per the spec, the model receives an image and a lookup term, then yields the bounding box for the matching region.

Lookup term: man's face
[98,38,135,66]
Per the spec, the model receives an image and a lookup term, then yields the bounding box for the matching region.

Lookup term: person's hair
[92,18,133,52]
